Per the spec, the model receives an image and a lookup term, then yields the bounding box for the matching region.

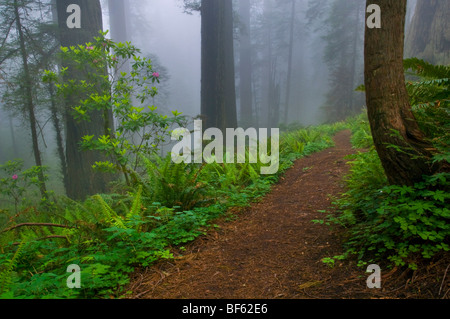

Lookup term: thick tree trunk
[201,0,237,132]
[405,0,450,65]
[56,0,114,200]
[13,0,47,198]
[239,0,253,128]
[364,0,436,186]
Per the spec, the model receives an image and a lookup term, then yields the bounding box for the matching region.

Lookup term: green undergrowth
[0,121,347,299]
[321,108,449,271]
[318,61,449,271]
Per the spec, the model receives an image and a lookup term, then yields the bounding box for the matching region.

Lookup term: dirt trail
[127,130,381,299]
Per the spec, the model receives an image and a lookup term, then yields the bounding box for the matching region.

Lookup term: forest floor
[126,130,449,299]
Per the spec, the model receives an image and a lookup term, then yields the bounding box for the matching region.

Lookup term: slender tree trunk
[48,83,68,193]
[108,0,129,43]
[239,0,253,128]
[56,0,114,200]
[201,0,237,132]
[364,0,436,186]
[8,115,19,158]
[348,2,359,114]
[13,0,47,198]
[262,0,273,129]
[108,0,131,85]
[265,33,272,129]
[283,0,296,124]
[268,59,280,127]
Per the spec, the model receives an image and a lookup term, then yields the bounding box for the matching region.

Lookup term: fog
[101,0,330,126]
[0,0,420,192]
[106,0,202,118]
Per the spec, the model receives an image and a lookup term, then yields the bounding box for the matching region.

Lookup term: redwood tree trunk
[201,0,237,132]
[56,0,114,200]
[364,0,436,186]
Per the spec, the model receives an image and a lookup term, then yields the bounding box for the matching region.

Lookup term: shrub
[335,172,450,269]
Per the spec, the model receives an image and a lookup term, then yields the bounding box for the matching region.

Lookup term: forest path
[128,130,377,299]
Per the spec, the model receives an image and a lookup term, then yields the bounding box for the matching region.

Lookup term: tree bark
[364,0,436,186]
[201,0,237,132]
[56,0,114,200]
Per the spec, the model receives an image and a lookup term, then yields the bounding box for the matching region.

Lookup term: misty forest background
[0,0,449,299]
[0,0,422,189]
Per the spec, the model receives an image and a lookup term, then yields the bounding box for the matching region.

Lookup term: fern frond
[127,185,142,220]
[0,239,26,294]
[404,58,450,80]
[93,195,126,229]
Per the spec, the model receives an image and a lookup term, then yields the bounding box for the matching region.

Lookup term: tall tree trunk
[265,34,273,129]
[405,0,450,65]
[48,83,68,193]
[283,0,296,124]
[8,114,19,158]
[13,0,47,198]
[238,0,253,128]
[56,0,114,200]
[364,0,436,186]
[201,0,237,132]
[108,0,131,79]
[262,0,272,129]
[268,59,280,128]
[348,1,362,114]
[108,0,129,43]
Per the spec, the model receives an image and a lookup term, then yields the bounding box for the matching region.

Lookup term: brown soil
[126,130,449,299]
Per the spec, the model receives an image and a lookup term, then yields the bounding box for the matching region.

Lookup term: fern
[93,195,126,229]
[404,58,450,80]
[141,154,212,210]
[127,185,142,220]
[0,239,26,294]
[404,58,450,157]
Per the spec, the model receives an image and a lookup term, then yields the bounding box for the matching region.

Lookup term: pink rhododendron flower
[86,46,94,50]
[12,174,18,180]
[152,72,160,78]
